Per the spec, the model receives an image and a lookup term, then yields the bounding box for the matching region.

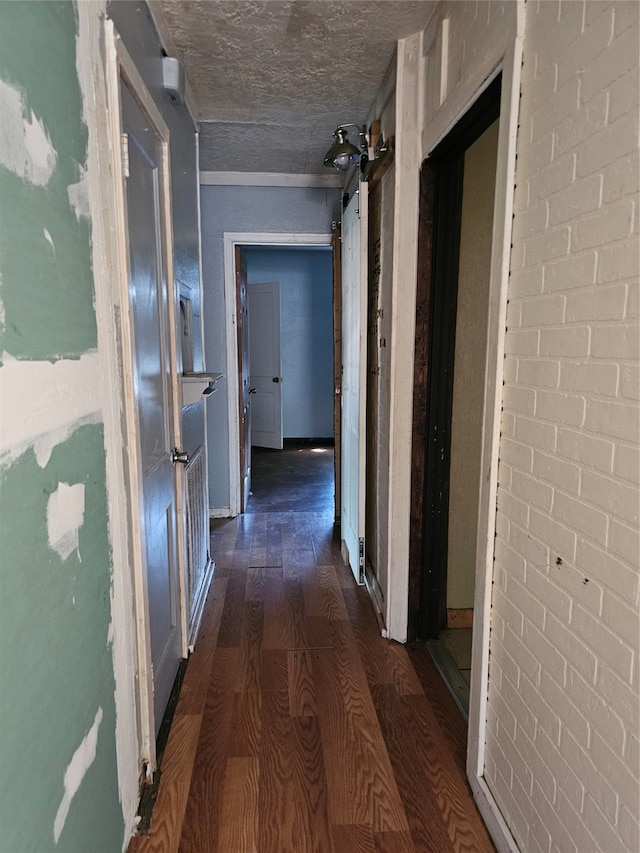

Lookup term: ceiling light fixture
[323,124,368,171]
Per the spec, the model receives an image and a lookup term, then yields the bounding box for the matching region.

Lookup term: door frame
[223,232,332,516]
[104,21,187,777]
[412,44,523,850]
[416,76,502,642]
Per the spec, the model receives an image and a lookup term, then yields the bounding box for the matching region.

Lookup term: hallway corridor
[129,507,495,852]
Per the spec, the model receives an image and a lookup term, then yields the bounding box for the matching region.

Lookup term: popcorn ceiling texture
[158,0,437,172]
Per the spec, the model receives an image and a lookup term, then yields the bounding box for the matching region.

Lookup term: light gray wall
[201,185,340,512]
[245,247,334,439]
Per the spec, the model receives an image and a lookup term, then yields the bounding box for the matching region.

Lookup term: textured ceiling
[154,1,437,174]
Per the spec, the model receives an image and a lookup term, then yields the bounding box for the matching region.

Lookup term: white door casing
[105,23,186,774]
[248,283,283,450]
[340,184,368,584]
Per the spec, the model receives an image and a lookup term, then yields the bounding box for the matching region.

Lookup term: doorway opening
[409,75,502,719]
[224,235,336,518]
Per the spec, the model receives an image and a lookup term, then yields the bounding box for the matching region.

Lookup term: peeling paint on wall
[53,706,103,844]
[43,227,57,257]
[0,78,58,186]
[47,481,85,561]
[0,2,124,849]
[67,165,91,220]
[0,351,102,467]
[0,424,123,851]
[0,1,97,363]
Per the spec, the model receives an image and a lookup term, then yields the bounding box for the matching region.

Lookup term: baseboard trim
[427,639,469,721]
[187,558,215,652]
[365,563,387,636]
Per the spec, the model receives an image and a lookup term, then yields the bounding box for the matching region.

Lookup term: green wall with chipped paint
[0,1,97,363]
[0,3,123,850]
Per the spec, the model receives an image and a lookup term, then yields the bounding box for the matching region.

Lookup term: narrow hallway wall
[0,3,123,849]
[490,3,639,849]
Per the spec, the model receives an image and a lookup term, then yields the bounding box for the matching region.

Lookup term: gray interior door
[249,282,283,449]
[122,82,182,735]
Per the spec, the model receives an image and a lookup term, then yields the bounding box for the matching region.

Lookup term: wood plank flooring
[129,512,495,853]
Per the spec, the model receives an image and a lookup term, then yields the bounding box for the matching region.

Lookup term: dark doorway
[409,75,502,715]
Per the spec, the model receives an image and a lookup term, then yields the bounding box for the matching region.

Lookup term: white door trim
[223,232,332,516]
[465,38,524,853]
[104,20,187,777]
[385,33,422,642]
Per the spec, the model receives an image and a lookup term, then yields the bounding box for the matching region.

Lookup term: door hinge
[358,537,365,584]
[121,132,130,178]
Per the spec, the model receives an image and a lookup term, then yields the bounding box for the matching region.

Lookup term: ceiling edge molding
[199,171,344,188]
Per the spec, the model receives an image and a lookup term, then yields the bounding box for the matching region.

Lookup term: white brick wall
[488,2,640,851]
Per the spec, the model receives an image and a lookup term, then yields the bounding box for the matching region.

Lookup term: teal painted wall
[0,2,97,363]
[0,427,122,852]
[0,3,123,850]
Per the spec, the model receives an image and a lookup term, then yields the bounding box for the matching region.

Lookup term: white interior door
[341,184,368,583]
[122,81,182,737]
[248,282,283,449]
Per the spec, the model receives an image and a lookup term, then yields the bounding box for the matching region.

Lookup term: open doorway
[228,241,337,515]
[410,76,501,718]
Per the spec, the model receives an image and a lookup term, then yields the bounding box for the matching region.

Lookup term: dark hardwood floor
[129,447,495,853]
[246,441,335,514]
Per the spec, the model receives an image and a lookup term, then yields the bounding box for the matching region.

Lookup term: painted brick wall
[487,2,639,851]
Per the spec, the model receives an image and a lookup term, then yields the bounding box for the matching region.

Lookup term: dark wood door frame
[235,245,251,512]
[332,225,342,524]
[408,75,502,641]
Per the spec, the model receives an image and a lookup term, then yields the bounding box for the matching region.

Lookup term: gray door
[249,282,283,449]
[122,82,182,735]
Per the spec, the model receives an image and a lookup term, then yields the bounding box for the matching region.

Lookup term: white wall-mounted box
[181,372,223,407]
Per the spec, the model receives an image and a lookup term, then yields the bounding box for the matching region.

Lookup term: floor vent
[185,445,209,640]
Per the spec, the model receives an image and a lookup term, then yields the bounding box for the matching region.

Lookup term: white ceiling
[151,1,437,175]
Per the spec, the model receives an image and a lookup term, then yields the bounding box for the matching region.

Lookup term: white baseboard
[365,566,387,636]
[187,558,215,652]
